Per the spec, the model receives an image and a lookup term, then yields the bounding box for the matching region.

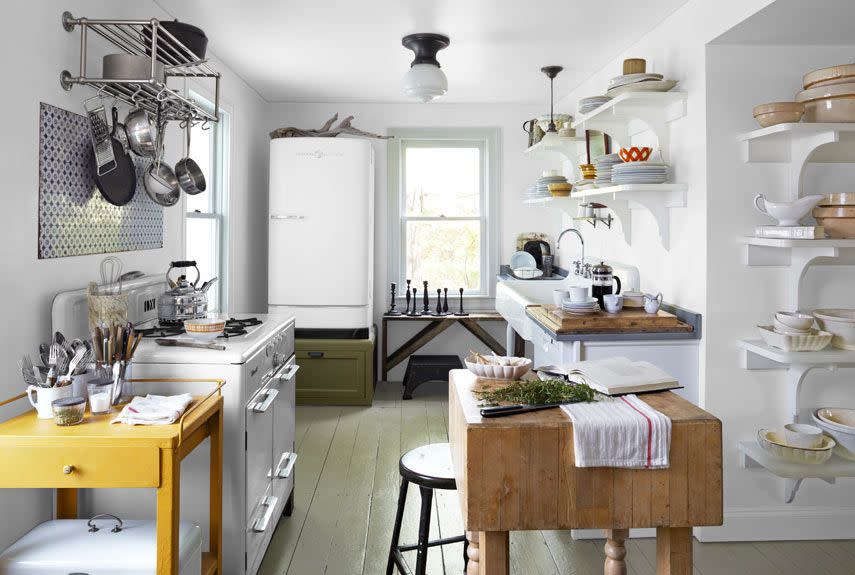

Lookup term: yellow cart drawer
[0,446,160,488]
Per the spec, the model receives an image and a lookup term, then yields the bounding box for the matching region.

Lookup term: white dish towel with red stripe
[561,395,671,469]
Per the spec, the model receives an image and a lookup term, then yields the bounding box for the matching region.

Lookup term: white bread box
[0,517,201,574]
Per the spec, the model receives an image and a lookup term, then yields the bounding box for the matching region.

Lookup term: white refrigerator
[268,137,374,328]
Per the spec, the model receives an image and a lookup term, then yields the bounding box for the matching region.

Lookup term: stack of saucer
[560,297,600,315]
[594,153,622,185]
[611,161,668,184]
[578,95,611,114]
[535,172,569,196]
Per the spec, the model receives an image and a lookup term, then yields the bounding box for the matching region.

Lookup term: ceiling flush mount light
[540,65,564,146]
[402,33,450,103]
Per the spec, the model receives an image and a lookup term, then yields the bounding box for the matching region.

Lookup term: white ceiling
[155,0,690,104]
[713,0,855,45]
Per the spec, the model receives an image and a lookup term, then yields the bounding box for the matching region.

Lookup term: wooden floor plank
[541,530,604,575]
[510,530,561,574]
[361,405,404,575]
[259,406,343,575]
[325,407,382,575]
[286,408,362,575]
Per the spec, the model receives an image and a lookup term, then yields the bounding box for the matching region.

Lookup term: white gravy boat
[754,194,825,227]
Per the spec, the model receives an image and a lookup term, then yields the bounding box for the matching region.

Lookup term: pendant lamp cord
[548,75,556,132]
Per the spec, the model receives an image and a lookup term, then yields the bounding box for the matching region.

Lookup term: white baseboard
[697,506,855,541]
[573,507,855,542]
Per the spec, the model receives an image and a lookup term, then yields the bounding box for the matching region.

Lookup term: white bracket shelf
[737,123,855,198]
[524,184,686,249]
[738,440,855,503]
[740,237,855,310]
[571,92,687,162]
[524,136,585,161]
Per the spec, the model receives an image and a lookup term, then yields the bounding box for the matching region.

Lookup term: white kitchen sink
[496,277,589,342]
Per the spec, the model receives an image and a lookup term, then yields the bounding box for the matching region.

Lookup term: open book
[560,357,680,396]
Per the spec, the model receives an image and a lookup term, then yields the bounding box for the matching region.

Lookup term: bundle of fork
[19,332,94,388]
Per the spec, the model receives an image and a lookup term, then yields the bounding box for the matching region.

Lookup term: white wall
[0,0,268,550]
[266,102,561,379]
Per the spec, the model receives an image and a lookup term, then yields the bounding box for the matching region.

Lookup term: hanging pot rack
[60,12,221,125]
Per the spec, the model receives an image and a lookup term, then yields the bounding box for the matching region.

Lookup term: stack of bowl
[812,408,855,461]
[797,64,855,122]
[757,423,835,464]
[813,193,855,238]
[756,311,832,352]
[752,102,804,128]
[548,181,572,197]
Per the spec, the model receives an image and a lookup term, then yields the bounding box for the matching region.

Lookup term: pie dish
[756,428,834,464]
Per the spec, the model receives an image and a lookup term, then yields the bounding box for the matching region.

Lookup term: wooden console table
[0,379,225,575]
[381,312,506,381]
[448,370,723,575]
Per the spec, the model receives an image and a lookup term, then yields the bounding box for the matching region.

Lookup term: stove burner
[138,317,264,339]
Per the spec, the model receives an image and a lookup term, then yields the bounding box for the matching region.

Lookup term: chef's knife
[479,403,564,418]
[155,338,226,351]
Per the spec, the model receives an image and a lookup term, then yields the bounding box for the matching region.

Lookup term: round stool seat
[399,443,456,490]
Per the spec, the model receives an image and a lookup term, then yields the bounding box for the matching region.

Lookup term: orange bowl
[619,146,652,162]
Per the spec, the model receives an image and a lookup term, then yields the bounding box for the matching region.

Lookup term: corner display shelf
[738,123,855,197]
[736,121,855,503]
[523,183,687,249]
[571,91,687,161]
[738,441,855,503]
[60,12,221,123]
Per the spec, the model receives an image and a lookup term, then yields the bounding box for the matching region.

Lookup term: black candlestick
[386,282,401,315]
[410,288,419,316]
[454,287,469,316]
[405,285,412,314]
[435,288,443,315]
[442,288,449,314]
[422,281,429,314]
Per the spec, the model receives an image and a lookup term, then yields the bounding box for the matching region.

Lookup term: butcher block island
[527,305,694,335]
[448,369,723,575]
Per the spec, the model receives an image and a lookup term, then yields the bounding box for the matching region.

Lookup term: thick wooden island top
[448,369,722,575]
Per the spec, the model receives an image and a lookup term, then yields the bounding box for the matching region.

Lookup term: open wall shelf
[738,441,855,503]
[738,123,855,198]
[524,136,585,160]
[523,183,687,249]
[571,92,687,161]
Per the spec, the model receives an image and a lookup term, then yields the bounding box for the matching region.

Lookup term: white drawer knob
[63,465,75,475]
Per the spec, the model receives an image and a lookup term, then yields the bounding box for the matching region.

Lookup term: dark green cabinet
[295,334,375,405]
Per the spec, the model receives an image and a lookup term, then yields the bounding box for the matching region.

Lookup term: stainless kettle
[157,260,218,324]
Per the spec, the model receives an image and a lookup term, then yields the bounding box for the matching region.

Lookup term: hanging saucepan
[175,122,206,195]
[94,113,136,207]
[143,119,181,207]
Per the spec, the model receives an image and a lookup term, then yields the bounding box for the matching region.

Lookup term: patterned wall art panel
[38,102,164,259]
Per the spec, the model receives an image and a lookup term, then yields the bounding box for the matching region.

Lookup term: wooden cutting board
[526,304,693,334]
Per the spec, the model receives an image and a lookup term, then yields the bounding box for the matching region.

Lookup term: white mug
[644,293,663,314]
[26,385,73,419]
[568,286,589,303]
[603,294,624,314]
[552,289,569,307]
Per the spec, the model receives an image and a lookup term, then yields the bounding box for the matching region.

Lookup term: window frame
[183,88,230,312]
[387,127,501,299]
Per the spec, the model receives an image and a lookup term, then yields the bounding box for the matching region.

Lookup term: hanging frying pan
[94,123,136,207]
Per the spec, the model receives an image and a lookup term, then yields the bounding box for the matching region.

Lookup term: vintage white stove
[52,274,298,575]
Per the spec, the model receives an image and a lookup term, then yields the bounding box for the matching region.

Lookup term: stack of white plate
[594,153,622,185]
[605,73,677,97]
[533,174,568,197]
[523,185,550,201]
[560,297,600,314]
[578,95,611,114]
[611,161,668,184]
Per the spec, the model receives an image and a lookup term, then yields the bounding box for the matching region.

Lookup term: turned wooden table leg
[466,532,480,575]
[604,529,629,575]
[656,527,692,575]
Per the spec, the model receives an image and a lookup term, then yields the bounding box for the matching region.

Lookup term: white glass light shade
[402,63,448,103]
[539,129,561,147]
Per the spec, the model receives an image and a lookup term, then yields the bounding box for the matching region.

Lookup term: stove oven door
[270,355,299,516]
[245,380,276,570]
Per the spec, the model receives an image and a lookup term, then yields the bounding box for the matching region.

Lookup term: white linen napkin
[111,394,194,426]
[561,394,671,469]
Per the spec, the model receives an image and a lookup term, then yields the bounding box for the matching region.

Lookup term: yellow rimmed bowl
[184,318,226,342]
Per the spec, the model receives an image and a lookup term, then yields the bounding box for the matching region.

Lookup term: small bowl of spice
[51,396,86,426]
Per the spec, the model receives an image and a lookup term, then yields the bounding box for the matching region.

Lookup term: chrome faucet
[556,227,585,276]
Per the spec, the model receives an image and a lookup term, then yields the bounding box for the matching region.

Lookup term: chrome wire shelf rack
[60,12,221,124]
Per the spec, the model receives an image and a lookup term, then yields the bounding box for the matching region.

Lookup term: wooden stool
[387,443,467,575]
[401,355,463,400]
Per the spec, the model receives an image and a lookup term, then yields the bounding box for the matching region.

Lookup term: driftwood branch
[269,113,391,140]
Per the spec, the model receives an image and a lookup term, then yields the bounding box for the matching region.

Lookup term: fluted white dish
[757,428,835,464]
[465,355,532,381]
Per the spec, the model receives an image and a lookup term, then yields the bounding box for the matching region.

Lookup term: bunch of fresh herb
[475,378,597,406]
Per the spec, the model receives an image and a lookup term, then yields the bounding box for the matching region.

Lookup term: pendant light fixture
[539,65,564,146]
[401,33,450,103]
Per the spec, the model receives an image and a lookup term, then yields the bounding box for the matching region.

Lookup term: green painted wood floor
[259,380,855,575]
